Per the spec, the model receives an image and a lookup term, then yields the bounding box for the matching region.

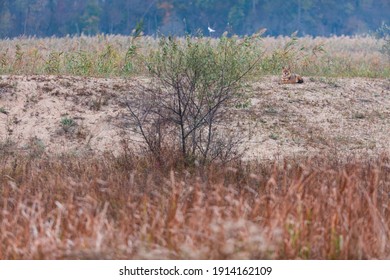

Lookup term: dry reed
[0,153,389,259]
[0,35,388,78]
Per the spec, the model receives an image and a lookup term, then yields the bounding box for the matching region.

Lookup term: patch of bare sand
[0,75,389,160]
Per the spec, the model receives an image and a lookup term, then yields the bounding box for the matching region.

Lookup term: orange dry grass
[0,155,389,259]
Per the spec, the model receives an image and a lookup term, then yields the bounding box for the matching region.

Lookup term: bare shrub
[124,34,262,165]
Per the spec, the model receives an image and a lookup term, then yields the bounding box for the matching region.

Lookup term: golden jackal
[281,66,304,84]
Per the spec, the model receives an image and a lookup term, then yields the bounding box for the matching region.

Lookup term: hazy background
[0,0,389,38]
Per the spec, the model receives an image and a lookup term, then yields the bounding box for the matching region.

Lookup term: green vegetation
[60,116,76,133]
[60,117,76,127]
[0,34,389,78]
[0,107,8,115]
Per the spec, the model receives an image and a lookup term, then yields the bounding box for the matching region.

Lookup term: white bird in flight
[208,26,215,33]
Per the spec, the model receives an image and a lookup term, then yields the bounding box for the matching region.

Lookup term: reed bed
[0,35,388,78]
[1,153,389,259]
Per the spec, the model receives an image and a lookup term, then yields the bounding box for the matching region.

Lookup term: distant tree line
[0,0,389,38]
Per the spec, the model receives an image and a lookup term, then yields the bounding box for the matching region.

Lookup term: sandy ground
[0,75,389,160]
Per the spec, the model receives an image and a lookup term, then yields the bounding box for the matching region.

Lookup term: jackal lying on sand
[281,66,304,84]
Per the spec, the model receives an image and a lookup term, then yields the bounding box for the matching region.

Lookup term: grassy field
[0,34,390,260]
[1,153,389,259]
[0,34,389,78]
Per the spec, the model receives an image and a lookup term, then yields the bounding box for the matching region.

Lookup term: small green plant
[14,44,23,68]
[269,133,279,140]
[353,112,365,119]
[123,45,136,74]
[61,116,76,132]
[0,107,8,115]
